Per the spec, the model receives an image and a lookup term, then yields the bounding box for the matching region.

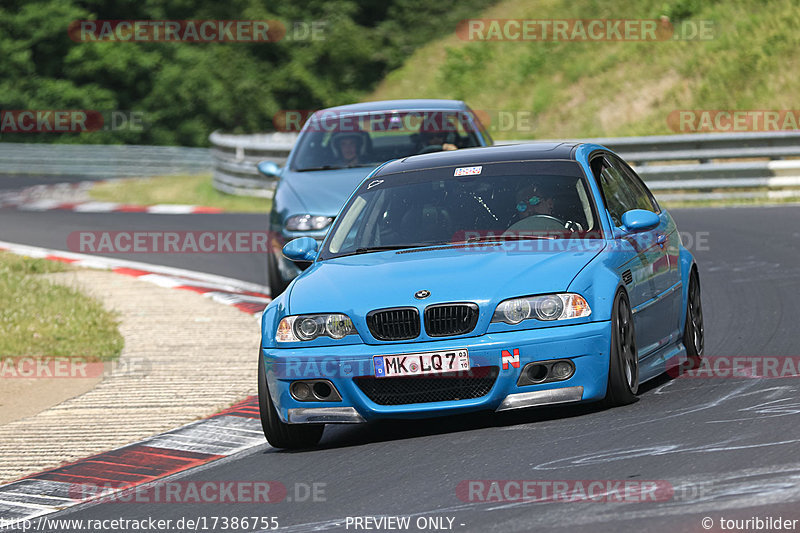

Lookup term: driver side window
[593,155,656,226]
[594,157,632,226]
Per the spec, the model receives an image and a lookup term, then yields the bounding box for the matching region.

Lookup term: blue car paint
[263,323,611,421]
[282,236,319,262]
[621,209,660,231]
[260,143,696,423]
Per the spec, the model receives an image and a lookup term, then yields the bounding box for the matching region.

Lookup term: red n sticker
[502,349,520,369]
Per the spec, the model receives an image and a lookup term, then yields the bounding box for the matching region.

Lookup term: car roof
[376,142,580,175]
[321,99,469,114]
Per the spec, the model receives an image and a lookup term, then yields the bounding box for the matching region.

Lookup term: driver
[331,132,365,167]
[418,129,458,153]
[515,183,555,217]
[417,114,459,154]
[510,182,583,233]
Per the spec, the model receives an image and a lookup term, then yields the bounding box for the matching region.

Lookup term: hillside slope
[367,0,800,139]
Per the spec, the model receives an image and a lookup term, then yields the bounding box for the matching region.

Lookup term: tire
[267,251,289,297]
[683,269,704,368]
[603,290,639,407]
[258,354,324,449]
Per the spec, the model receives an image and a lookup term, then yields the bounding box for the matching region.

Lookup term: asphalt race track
[0,209,270,285]
[2,200,799,532]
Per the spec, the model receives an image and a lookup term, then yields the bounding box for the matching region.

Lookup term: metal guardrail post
[208,131,297,198]
[0,143,212,179]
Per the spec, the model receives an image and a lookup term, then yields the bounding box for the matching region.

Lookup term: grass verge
[0,253,123,361]
[89,174,272,213]
[367,0,800,140]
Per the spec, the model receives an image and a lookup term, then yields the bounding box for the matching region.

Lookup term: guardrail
[211,130,800,203]
[0,143,211,179]
[209,131,298,198]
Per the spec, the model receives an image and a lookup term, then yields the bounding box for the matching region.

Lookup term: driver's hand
[442,143,457,151]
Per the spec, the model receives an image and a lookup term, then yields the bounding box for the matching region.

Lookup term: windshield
[320,161,602,260]
[290,110,483,172]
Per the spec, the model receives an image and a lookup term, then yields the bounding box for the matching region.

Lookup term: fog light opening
[527,364,548,383]
[291,381,312,401]
[312,381,333,400]
[551,360,575,381]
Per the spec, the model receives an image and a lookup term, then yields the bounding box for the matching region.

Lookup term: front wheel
[258,355,324,449]
[603,290,639,407]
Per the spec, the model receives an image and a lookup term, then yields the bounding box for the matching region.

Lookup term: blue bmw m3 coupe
[258,142,704,448]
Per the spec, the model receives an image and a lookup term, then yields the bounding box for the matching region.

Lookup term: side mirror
[282,237,319,262]
[621,209,660,232]
[257,160,281,178]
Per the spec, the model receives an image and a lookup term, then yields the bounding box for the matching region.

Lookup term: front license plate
[373,349,469,378]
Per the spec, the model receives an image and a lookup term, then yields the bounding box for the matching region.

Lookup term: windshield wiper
[455,234,556,244]
[296,163,375,172]
[335,244,431,258]
[296,165,346,172]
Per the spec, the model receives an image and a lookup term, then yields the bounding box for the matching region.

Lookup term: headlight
[492,293,591,324]
[285,214,333,231]
[276,314,357,342]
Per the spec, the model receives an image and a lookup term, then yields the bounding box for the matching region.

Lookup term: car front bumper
[261,320,611,424]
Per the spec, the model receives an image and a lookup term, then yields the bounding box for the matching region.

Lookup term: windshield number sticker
[455,166,482,176]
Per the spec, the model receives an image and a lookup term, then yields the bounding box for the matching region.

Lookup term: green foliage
[0,0,497,146]
[440,44,494,100]
[657,0,706,21]
[370,0,800,140]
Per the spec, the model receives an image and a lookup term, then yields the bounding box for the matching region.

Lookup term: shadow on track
[263,369,684,454]
[266,400,611,454]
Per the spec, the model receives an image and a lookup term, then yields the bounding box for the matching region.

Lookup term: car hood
[287,241,607,315]
[281,166,377,215]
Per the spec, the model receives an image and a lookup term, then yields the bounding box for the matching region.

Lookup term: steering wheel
[506,214,570,233]
[529,214,566,226]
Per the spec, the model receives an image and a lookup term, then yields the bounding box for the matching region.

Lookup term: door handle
[656,233,667,248]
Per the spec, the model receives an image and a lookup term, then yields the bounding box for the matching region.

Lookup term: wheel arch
[567,248,631,323]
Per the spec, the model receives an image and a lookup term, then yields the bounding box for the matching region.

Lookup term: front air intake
[366,307,420,341]
[424,303,479,337]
